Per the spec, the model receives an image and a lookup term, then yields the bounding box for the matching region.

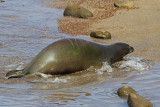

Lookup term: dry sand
[53,0,160,62]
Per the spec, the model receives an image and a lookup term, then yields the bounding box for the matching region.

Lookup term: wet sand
[53,0,160,63]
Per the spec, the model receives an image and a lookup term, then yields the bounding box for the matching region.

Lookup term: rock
[90,31,111,39]
[128,93,153,107]
[114,0,134,8]
[63,5,93,18]
[0,0,5,3]
[117,86,136,97]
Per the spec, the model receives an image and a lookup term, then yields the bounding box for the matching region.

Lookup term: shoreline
[53,0,160,63]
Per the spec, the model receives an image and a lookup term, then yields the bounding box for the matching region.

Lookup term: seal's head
[110,42,134,64]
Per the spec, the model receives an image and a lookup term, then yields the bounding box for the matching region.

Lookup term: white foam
[16,62,24,70]
[36,72,52,78]
[5,62,24,71]
[95,56,152,74]
[47,77,68,83]
[96,62,113,74]
[5,64,17,71]
[35,72,70,83]
[120,56,153,71]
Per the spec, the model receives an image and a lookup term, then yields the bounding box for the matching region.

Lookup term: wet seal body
[6,38,134,79]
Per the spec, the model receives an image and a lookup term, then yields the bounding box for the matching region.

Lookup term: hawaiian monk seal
[6,38,134,79]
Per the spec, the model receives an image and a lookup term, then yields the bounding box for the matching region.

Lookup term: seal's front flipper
[109,63,115,68]
[107,60,115,68]
[6,69,24,79]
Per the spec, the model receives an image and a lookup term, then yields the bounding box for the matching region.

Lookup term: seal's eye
[129,46,134,53]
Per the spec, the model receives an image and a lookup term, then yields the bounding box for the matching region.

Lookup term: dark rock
[0,0,5,3]
[128,93,153,107]
[90,31,111,39]
[64,5,93,18]
[114,0,134,8]
[117,86,136,97]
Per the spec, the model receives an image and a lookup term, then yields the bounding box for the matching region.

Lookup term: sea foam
[119,56,153,71]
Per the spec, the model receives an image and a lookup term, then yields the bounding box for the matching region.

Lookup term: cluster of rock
[63,5,112,39]
[62,0,134,39]
[117,86,153,107]
[63,0,134,18]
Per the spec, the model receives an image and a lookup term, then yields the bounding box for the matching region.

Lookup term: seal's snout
[129,46,134,53]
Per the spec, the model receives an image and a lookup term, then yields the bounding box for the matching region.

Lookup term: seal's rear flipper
[7,75,24,79]
[6,69,24,79]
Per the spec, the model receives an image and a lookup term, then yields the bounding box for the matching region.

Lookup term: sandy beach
[53,0,160,63]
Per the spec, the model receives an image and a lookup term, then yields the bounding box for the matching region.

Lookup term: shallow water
[0,0,160,107]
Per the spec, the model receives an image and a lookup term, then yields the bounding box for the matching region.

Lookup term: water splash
[16,62,25,70]
[5,62,24,71]
[34,72,70,83]
[96,62,113,74]
[36,72,52,78]
[95,56,153,75]
[119,56,153,71]
[47,77,68,83]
